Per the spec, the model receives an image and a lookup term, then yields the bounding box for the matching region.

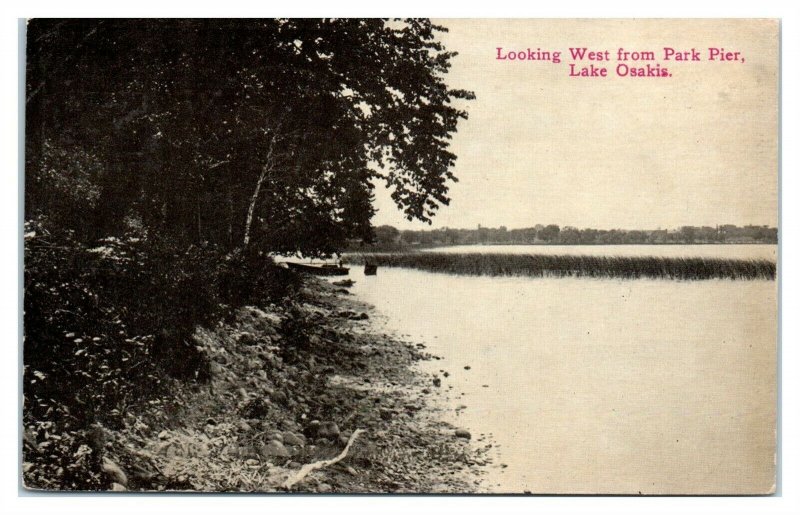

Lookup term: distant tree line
[366,223,778,249]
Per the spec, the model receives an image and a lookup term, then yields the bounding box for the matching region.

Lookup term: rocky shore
[71,278,491,493]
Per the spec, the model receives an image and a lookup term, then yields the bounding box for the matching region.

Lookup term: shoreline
[33,276,489,493]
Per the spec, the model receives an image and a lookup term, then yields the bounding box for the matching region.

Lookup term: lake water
[345,244,777,494]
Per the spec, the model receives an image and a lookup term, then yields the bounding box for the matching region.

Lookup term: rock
[241,398,270,418]
[432,377,442,387]
[353,312,369,320]
[238,420,253,432]
[245,458,260,467]
[110,482,127,492]
[443,371,450,377]
[282,432,305,446]
[379,408,393,421]
[238,332,257,345]
[205,418,217,426]
[270,391,288,405]
[101,457,128,486]
[422,388,431,394]
[317,483,333,493]
[157,430,169,440]
[304,420,321,438]
[318,421,340,440]
[464,366,471,370]
[332,279,355,287]
[261,441,290,458]
[454,429,472,440]
[268,432,284,443]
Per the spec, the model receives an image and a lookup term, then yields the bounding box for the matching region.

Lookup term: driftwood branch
[282,429,365,490]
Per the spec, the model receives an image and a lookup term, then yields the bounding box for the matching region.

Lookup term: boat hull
[286,262,350,276]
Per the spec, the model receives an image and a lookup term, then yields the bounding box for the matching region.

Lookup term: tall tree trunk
[243,164,269,248]
[242,129,279,248]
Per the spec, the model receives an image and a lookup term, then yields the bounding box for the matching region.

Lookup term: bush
[23,219,302,489]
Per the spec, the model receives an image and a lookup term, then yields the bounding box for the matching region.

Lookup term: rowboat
[285,262,350,276]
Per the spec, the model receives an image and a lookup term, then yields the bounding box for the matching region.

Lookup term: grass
[343,252,776,281]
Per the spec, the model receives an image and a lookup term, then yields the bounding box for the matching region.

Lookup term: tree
[25,19,474,256]
[540,224,561,242]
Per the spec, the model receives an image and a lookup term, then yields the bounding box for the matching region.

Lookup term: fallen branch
[282,429,365,490]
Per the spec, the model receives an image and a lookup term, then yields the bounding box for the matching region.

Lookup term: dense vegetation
[366,223,778,250]
[344,252,777,280]
[24,19,471,489]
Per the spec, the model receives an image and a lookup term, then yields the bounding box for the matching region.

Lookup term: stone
[282,432,305,446]
[261,440,290,458]
[454,429,472,440]
[268,432,284,444]
[317,483,333,493]
[110,482,127,492]
[101,457,128,487]
[464,366,471,370]
[318,421,340,440]
[238,332,257,345]
[303,420,321,438]
[271,391,288,405]
[432,377,442,387]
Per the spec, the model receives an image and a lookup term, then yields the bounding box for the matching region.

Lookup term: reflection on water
[346,265,777,494]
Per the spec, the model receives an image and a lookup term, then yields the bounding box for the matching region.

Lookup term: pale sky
[372,19,779,231]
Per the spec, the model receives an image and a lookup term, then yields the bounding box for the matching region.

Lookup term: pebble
[262,440,290,458]
[454,429,472,440]
[318,421,340,439]
[282,431,305,446]
[101,457,128,486]
[317,483,333,493]
[304,420,321,437]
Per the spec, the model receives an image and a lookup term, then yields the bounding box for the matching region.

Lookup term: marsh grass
[343,252,776,280]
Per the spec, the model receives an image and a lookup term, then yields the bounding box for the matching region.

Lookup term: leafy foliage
[23,18,471,489]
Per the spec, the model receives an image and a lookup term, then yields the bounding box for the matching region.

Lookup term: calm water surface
[344,246,777,493]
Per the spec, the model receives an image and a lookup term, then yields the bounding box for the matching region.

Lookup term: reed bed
[343,252,776,280]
